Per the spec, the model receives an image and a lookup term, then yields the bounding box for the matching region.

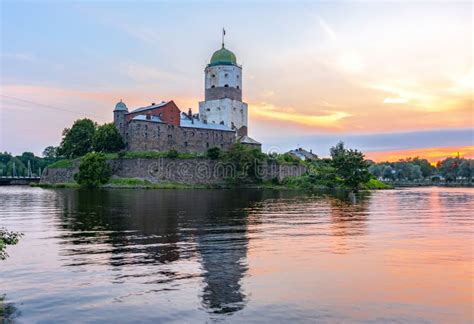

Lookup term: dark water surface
[0,186,472,323]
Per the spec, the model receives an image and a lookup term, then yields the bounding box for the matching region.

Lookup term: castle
[113,36,261,153]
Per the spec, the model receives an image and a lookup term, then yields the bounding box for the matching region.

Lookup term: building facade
[114,37,259,153]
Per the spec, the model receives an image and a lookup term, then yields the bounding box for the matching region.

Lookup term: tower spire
[222,27,226,48]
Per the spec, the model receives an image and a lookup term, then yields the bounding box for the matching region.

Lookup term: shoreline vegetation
[39,141,390,191]
[31,177,392,190]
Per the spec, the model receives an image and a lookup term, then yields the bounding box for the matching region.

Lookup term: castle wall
[41,158,307,185]
[125,120,236,153]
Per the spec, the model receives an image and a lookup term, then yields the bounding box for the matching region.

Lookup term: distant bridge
[0,176,41,186]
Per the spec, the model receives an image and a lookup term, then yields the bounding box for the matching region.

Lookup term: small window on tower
[225,73,228,77]
[212,74,215,77]
[237,75,239,79]
[211,85,215,88]
[224,84,229,87]
[206,108,211,112]
[237,86,240,89]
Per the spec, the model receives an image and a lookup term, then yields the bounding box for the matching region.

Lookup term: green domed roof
[209,45,237,66]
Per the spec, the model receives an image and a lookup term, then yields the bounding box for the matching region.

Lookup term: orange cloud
[365,146,474,163]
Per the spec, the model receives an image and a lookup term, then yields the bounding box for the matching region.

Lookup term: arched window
[224,84,229,87]
[211,85,215,88]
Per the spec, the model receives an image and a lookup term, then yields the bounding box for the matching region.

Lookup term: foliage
[0,228,22,260]
[330,141,371,190]
[368,164,382,178]
[92,123,124,153]
[223,143,267,183]
[74,152,112,188]
[107,177,152,186]
[207,146,221,160]
[42,146,59,160]
[165,149,179,159]
[361,178,392,190]
[58,118,97,158]
[369,156,472,183]
[47,159,74,169]
[271,153,302,165]
[0,151,52,176]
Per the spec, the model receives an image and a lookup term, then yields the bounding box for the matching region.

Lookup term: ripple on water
[0,186,472,322]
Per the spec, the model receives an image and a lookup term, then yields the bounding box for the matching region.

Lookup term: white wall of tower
[205,65,242,90]
[199,98,248,130]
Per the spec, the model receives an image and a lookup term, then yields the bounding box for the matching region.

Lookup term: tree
[330,141,371,190]
[382,165,394,180]
[58,119,96,158]
[412,157,434,178]
[409,164,422,181]
[0,228,22,260]
[74,152,112,188]
[207,146,221,160]
[43,146,58,159]
[224,143,266,182]
[93,123,125,153]
[458,160,472,181]
[439,157,461,182]
[368,164,382,178]
[6,157,26,176]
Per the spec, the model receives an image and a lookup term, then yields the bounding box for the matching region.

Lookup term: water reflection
[3,187,471,322]
[54,189,279,315]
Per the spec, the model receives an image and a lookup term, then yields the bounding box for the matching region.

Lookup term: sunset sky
[1,1,472,161]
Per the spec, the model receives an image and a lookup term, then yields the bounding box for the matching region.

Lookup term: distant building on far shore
[113,32,260,154]
[287,148,318,161]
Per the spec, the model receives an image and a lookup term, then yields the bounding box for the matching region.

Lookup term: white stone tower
[199,33,248,136]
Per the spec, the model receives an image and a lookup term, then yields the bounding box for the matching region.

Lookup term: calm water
[0,186,472,323]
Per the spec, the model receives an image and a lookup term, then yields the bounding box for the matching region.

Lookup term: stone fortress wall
[41,158,307,185]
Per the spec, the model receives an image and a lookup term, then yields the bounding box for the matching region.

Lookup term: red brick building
[124,101,181,126]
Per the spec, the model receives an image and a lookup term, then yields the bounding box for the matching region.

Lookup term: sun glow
[365,146,474,163]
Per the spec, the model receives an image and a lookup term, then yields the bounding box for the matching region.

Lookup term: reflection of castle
[113,32,261,153]
[55,189,263,315]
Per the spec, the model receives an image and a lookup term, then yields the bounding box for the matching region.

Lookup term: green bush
[207,147,221,160]
[362,178,392,189]
[0,228,22,260]
[74,152,112,188]
[165,149,179,159]
[223,143,266,183]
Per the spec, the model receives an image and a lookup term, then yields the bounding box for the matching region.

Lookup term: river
[0,186,472,323]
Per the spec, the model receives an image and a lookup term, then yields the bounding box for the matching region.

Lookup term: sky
[0,1,473,161]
